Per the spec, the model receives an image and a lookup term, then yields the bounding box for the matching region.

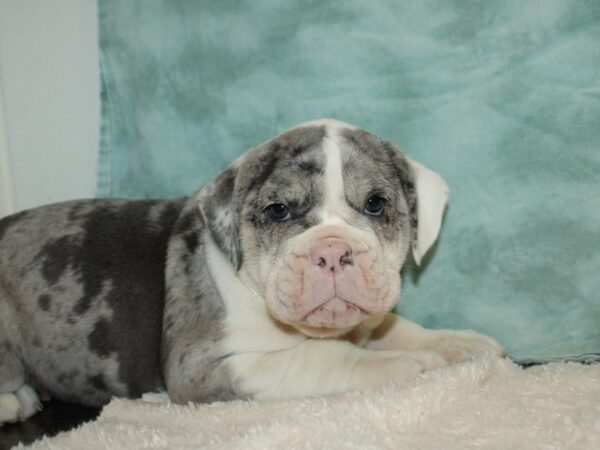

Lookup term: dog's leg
[365,313,505,364]
[0,302,42,424]
[0,385,42,424]
[228,338,448,400]
[0,345,42,424]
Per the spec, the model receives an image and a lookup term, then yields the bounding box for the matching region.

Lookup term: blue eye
[266,203,291,222]
[364,196,386,216]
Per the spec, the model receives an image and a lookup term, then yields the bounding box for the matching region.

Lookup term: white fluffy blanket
[26,356,600,449]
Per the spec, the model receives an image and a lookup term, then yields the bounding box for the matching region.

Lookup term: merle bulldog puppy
[0,119,503,423]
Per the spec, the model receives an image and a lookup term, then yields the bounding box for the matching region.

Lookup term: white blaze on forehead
[286,118,362,225]
[319,124,350,225]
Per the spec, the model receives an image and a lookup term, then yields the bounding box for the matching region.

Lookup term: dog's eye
[364,195,386,216]
[266,203,291,222]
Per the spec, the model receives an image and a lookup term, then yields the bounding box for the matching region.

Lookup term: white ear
[407,158,449,266]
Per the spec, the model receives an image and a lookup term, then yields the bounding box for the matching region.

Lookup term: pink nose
[309,239,354,272]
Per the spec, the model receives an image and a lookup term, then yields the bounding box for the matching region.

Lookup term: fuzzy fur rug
[24,355,600,449]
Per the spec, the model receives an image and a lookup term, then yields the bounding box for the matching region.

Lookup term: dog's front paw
[0,393,21,424]
[425,329,505,364]
[0,385,42,425]
[403,349,449,372]
[356,349,448,387]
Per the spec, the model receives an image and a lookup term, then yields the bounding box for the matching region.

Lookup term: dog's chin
[289,309,389,339]
[304,297,365,327]
[270,297,369,338]
[290,322,357,339]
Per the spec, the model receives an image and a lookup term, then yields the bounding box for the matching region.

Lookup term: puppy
[0,119,503,423]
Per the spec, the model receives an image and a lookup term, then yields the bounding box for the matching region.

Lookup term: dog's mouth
[301,297,368,329]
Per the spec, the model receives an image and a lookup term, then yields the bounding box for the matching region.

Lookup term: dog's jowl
[0,119,503,423]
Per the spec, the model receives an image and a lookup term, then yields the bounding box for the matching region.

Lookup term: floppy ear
[196,166,242,270]
[406,158,449,266]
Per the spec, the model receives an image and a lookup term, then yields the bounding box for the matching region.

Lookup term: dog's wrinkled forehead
[238,121,412,198]
[238,125,327,214]
[339,128,413,207]
[233,120,415,243]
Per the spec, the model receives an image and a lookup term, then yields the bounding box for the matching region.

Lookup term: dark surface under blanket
[2,355,599,449]
[0,400,100,450]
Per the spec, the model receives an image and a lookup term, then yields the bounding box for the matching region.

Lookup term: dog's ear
[197,166,242,270]
[405,158,449,266]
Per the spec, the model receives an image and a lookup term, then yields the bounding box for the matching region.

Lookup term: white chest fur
[204,232,306,354]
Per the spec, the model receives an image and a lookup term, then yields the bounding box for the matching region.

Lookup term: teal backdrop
[97,0,600,360]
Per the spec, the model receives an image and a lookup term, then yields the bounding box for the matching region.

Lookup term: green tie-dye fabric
[98,0,600,359]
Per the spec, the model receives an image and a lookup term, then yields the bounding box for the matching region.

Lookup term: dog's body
[0,119,502,423]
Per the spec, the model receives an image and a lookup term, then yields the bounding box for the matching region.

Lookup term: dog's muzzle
[302,238,367,328]
[266,227,399,336]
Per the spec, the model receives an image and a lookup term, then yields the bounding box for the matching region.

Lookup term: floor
[0,400,100,450]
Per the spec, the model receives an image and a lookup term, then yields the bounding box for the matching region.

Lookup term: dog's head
[198,119,448,337]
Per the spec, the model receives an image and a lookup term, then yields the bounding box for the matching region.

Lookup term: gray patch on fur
[240,126,327,259]
[161,201,240,403]
[0,342,24,393]
[340,128,417,247]
[198,126,327,270]
[198,168,241,269]
[0,211,28,242]
[37,294,52,311]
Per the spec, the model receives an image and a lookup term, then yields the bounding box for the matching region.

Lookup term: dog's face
[199,119,448,338]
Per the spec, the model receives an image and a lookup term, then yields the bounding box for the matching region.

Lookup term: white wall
[0,83,13,217]
[0,0,100,216]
